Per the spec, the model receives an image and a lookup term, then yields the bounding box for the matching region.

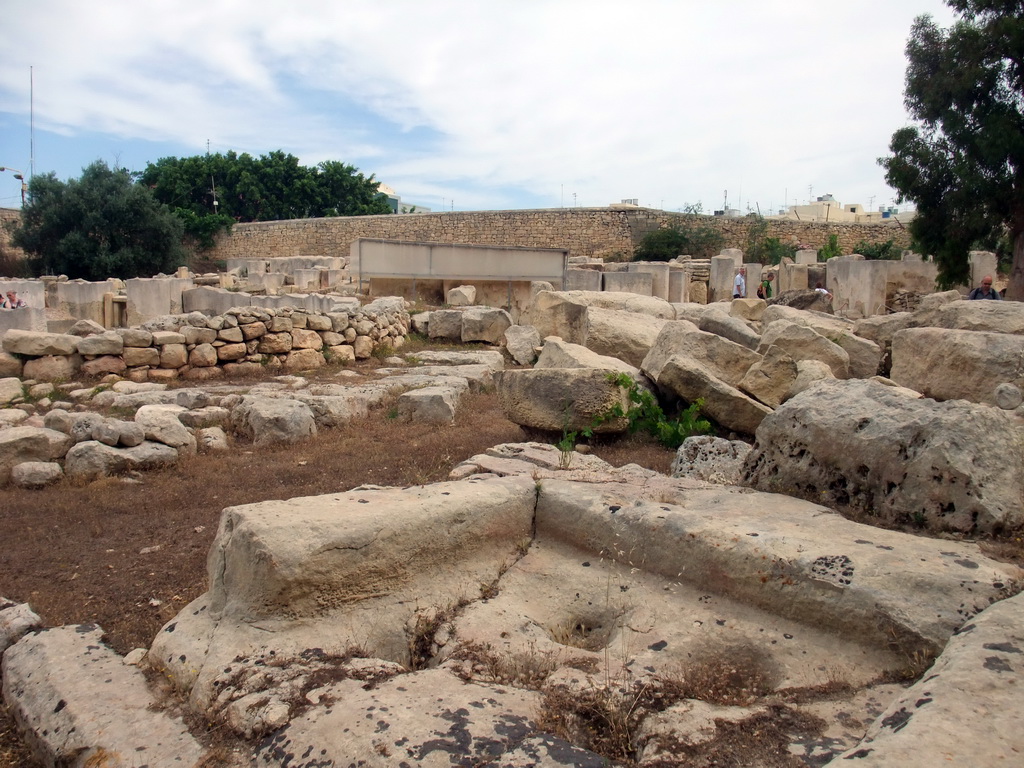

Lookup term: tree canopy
[138,150,392,247]
[13,161,186,280]
[880,1,1024,296]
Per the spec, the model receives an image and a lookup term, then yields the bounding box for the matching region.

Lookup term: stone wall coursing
[1,301,411,384]
[203,208,912,264]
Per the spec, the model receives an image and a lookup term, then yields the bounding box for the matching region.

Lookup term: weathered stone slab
[1,624,205,766]
[493,367,630,433]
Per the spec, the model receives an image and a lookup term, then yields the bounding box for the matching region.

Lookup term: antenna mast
[30,66,34,179]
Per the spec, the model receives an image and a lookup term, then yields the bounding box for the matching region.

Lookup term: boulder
[0,377,23,405]
[757,320,850,378]
[535,336,651,391]
[230,396,317,446]
[525,291,589,343]
[256,332,293,354]
[395,382,468,424]
[1,329,78,356]
[658,356,773,436]
[461,306,512,344]
[10,461,63,489]
[63,440,178,481]
[0,350,22,377]
[670,435,752,484]
[67,319,107,337]
[196,426,230,452]
[23,355,77,382]
[0,427,72,483]
[493,368,630,433]
[762,305,881,378]
[446,284,476,306]
[134,404,197,453]
[584,306,669,368]
[744,379,1024,534]
[0,600,41,653]
[75,331,124,356]
[910,297,1024,334]
[428,309,463,341]
[641,321,759,388]
[503,324,541,366]
[890,327,1024,405]
[769,288,832,312]
[786,359,836,400]
[698,307,761,350]
[738,345,799,408]
[283,348,326,371]
[124,346,161,366]
[79,355,127,377]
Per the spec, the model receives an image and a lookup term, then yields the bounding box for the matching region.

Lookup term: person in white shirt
[733,267,746,298]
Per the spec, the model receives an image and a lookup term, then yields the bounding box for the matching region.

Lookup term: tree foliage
[12,161,186,280]
[880,1,1024,295]
[139,150,392,247]
[634,219,725,261]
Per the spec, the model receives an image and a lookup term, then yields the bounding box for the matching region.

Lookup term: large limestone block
[123,346,161,367]
[150,477,538,700]
[744,378,1024,534]
[658,356,772,436]
[461,306,512,344]
[0,426,72,483]
[395,382,468,424]
[760,306,880,378]
[0,350,22,377]
[852,312,914,348]
[75,331,123,356]
[0,625,205,766]
[428,309,463,341]
[503,324,541,366]
[787,359,836,400]
[0,377,23,404]
[535,336,651,390]
[757,320,850,378]
[134,404,197,453]
[584,306,669,368]
[831,592,1024,765]
[641,321,759,388]
[1,329,77,356]
[230,395,317,446]
[697,307,761,350]
[446,284,476,306]
[890,327,1024,405]
[493,368,630,433]
[670,435,752,484]
[535,479,1021,654]
[290,327,323,350]
[910,297,1024,334]
[283,348,326,371]
[523,291,589,343]
[63,440,178,481]
[79,355,126,377]
[23,354,77,381]
[738,344,799,408]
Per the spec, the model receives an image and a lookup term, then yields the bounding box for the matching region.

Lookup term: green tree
[853,238,901,260]
[634,220,725,261]
[817,234,843,261]
[13,161,186,280]
[139,150,392,247]
[880,1,1024,295]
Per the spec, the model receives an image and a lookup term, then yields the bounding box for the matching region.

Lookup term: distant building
[377,182,432,214]
[774,194,914,224]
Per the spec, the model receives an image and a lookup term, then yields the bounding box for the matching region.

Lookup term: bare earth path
[0,357,673,766]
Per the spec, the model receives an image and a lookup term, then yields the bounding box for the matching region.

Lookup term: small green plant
[817,234,843,261]
[601,373,712,448]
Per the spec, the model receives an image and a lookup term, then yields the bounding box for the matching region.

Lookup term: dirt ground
[0,355,674,767]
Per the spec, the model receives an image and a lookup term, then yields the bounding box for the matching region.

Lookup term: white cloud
[0,0,958,210]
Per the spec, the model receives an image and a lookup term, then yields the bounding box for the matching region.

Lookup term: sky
[0,1,958,216]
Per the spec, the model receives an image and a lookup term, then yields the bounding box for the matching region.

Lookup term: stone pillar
[710,255,739,302]
[628,262,670,300]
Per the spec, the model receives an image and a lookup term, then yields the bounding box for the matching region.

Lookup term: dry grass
[0,355,679,766]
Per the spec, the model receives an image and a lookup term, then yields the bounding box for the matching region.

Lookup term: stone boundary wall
[204,208,912,264]
[0,300,410,384]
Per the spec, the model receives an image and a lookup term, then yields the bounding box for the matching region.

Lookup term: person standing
[757,272,775,299]
[733,267,746,299]
[967,276,1002,300]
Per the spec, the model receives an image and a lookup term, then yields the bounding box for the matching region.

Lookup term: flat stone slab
[1,624,205,766]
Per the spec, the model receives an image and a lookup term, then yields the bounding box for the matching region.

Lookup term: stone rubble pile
[0,297,411,384]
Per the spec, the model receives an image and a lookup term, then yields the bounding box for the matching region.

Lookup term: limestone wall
[0,208,25,264]
[204,208,911,264]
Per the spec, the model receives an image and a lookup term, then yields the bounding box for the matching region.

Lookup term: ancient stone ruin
[1,250,1023,765]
